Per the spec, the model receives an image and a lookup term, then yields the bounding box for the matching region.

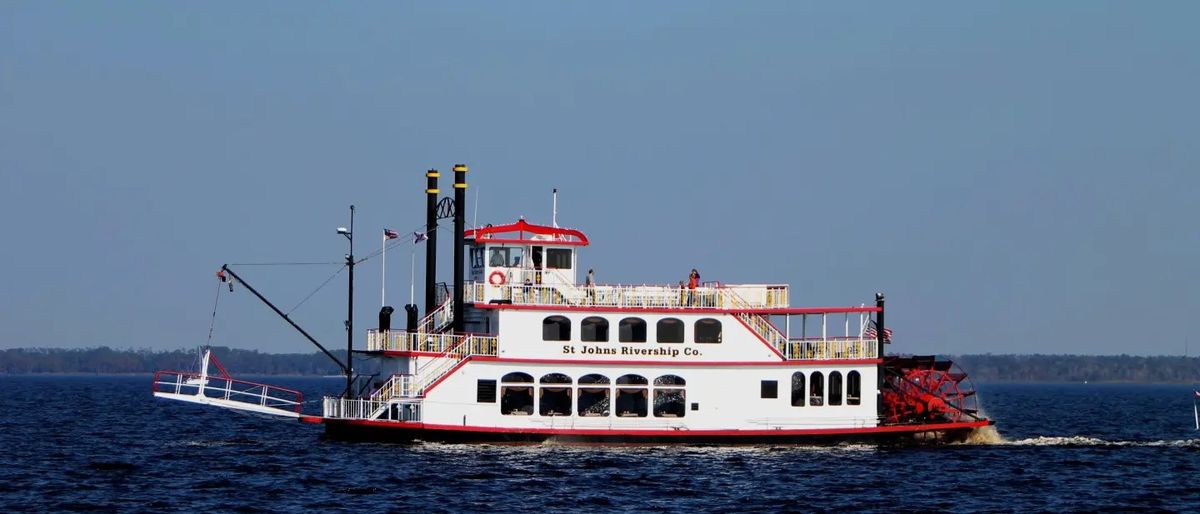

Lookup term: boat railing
[152,370,305,414]
[785,337,877,360]
[367,329,474,353]
[465,281,789,310]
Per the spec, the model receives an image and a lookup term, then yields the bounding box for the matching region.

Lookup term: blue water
[1,376,1198,512]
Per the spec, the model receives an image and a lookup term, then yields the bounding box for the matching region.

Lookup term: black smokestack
[424,169,439,316]
[452,164,468,333]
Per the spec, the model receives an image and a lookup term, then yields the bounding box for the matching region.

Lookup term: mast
[453,164,468,333]
[344,205,355,397]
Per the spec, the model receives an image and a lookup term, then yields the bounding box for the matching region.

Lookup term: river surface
[1,376,1198,512]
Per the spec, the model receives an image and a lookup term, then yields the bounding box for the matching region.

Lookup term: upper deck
[465,280,790,311]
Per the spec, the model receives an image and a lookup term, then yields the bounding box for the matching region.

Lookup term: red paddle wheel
[882,356,981,425]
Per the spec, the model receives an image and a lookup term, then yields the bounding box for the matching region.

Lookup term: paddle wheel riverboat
[153,165,992,444]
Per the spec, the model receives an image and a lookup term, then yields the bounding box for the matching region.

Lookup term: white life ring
[488,270,507,286]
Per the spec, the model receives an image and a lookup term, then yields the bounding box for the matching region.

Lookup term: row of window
[760,371,863,406]
[479,372,689,418]
[543,316,721,344]
[477,370,866,418]
[472,247,573,270]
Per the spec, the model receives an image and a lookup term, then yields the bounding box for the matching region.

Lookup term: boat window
[578,374,610,385]
[619,318,647,343]
[616,374,648,385]
[539,384,572,416]
[615,387,648,418]
[489,247,507,267]
[810,371,825,406]
[477,379,496,403]
[546,248,572,269]
[761,380,777,399]
[500,373,534,415]
[581,317,609,342]
[488,247,523,267]
[540,373,572,385]
[829,371,843,406]
[543,316,571,341]
[653,385,686,418]
[578,375,609,417]
[791,372,806,407]
[656,318,684,343]
[695,318,721,344]
[471,247,484,269]
[847,371,861,405]
[654,375,685,386]
[501,372,533,383]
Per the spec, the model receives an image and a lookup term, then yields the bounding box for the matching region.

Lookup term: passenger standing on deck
[585,268,596,304]
[687,269,700,305]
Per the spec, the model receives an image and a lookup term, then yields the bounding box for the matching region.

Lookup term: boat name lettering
[561,345,701,357]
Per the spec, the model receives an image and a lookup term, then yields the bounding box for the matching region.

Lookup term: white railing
[367,329,471,353]
[414,295,454,334]
[785,337,877,360]
[723,288,790,354]
[465,281,788,310]
[322,397,422,422]
[153,370,304,414]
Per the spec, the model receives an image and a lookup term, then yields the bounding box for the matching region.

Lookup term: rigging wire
[226,261,341,266]
[204,280,223,347]
[355,224,450,265]
[286,264,347,315]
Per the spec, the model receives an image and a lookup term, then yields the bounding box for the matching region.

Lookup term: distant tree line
[1,348,1199,382]
[951,354,1200,384]
[0,346,344,375]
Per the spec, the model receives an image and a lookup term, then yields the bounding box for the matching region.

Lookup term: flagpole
[381,233,387,307]
[409,247,416,306]
[1194,393,1198,430]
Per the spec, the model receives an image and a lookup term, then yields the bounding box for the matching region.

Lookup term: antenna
[552,188,558,228]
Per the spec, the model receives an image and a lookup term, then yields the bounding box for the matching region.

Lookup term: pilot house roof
[465,219,589,247]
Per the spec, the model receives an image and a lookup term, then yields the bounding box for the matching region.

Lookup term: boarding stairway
[326,332,498,421]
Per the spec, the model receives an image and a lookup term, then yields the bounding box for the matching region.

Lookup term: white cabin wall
[423,361,879,431]
[495,310,781,362]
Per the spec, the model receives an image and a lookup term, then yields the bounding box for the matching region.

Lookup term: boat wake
[957,426,1200,447]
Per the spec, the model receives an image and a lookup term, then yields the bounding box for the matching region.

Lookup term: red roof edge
[465,219,590,246]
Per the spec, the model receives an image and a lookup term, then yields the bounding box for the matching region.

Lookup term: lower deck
[318,417,993,445]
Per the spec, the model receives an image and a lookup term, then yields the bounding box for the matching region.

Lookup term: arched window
[577,374,610,417]
[653,375,686,418]
[542,316,571,341]
[694,318,722,344]
[500,372,534,415]
[502,372,533,383]
[581,317,609,342]
[791,372,806,407]
[656,318,684,343]
[829,371,843,406]
[619,318,647,343]
[809,371,825,407]
[539,373,573,416]
[847,371,862,405]
[615,374,648,417]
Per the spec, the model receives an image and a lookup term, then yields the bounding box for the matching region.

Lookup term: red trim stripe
[322,418,991,437]
[473,304,881,315]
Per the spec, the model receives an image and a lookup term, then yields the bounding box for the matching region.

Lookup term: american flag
[864,322,893,342]
[384,228,400,239]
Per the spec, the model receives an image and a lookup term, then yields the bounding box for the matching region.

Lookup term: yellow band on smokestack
[426,171,440,178]
[426,189,439,194]
[453,164,468,173]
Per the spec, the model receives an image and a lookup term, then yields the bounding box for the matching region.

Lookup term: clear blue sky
[1,2,1197,355]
